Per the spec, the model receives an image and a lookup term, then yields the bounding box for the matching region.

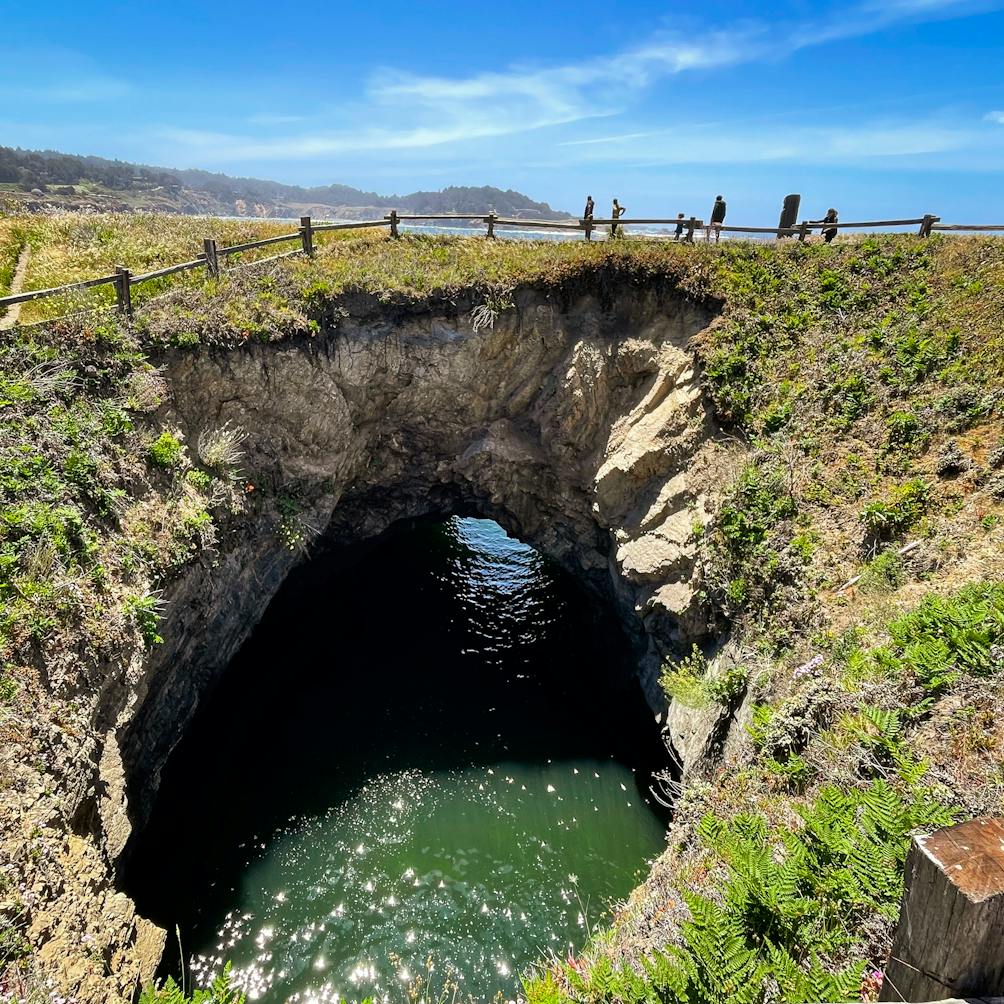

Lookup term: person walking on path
[674,212,686,241]
[811,207,839,243]
[708,195,726,242]
[611,198,626,238]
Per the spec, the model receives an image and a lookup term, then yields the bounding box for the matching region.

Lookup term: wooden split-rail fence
[1,210,1003,322]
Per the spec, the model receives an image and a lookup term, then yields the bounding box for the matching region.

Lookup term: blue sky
[2,0,1004,220]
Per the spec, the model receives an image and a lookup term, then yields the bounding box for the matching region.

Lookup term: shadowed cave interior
[124,514,672,1001]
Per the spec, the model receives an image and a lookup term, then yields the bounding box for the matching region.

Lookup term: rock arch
[117,282,727,850]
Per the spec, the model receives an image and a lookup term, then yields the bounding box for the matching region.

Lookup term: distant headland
[0,144,570,220]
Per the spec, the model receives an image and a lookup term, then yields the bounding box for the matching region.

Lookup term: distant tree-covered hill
[0,146,571,219]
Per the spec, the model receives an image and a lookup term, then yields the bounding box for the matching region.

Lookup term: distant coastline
[0,144,571,221]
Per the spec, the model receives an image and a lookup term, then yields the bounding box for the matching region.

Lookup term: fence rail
[131,256,207,284]
[2,208,1003,323]
[932,223,1004,232]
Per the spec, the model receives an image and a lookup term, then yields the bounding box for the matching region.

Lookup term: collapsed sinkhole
[122,514,672,1000]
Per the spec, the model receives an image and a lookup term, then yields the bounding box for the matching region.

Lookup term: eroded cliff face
[9,282,740,1003]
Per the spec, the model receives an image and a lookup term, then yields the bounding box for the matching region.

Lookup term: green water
[128,518,669,1002]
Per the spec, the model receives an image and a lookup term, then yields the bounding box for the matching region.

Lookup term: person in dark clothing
[611,198,626,238]
[674,212,686,240]
[582,195,596,240]
[708,195,726,242]
[811,208,839,243]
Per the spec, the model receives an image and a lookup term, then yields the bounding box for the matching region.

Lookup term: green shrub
[140,963,245,1004]
[818,268,851,310]
[764,752,814,793]
[706,664,749,704]
[859,479,929,543]
[824,370,871,425]
[661,646,748,708]
[101,404,134,438]
[123,593,164,648]
[886,326,959,385]
[0,672,17,703]
[884,411,928,454]
[661,645,710,708]
[708,458,802,627]
[747,704,775,748]
[148,431,183,468]
[848,582,1004,695]
[759,398,792,434]
[0,923,31,965]
[858,550,905,594]
[185,469,212,491]
[717,462,797,555]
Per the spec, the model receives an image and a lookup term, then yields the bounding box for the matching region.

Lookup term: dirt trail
[0,242,30,330]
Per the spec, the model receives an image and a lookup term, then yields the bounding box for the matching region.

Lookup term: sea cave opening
[124,515,672,1001]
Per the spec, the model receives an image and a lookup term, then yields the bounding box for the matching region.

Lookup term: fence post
[918,214,938,237]
[880,817,1004,1002]
[203,238,220,278]
[778,193,801,237]
[114,265,132,316]
[797,220,809,242]
[387,210,400,238]
[486,213,496,239]
[299,216,314,257]
[686,217,698,243]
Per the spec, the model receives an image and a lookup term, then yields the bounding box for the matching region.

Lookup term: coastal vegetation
[1,214,1002,1003]
[521,235,1004,1001]
[0,145,569,219]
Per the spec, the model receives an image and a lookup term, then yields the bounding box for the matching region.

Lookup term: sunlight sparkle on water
[176,519,666,1002]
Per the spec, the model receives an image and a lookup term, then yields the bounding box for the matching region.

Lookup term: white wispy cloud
[155,0,1000,163]
[246,113,309,126]
[362,0,995,137]
[157,115,581,161]
[560,132,660,148]
[986,110,1004,123]
[555,120,978,166]
[0,76,131,103]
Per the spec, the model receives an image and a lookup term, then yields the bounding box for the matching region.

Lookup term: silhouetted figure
[582,196,594,241]
[611,198,626,238]
[674,212,686,241]
[708,195,727,242]
[811,208,839,243]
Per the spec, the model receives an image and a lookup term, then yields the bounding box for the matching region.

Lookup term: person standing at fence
[811,207,839,243]
[583,195,595,240]
[674,212,686,241]
[708,195,727,242]
[611,198,626,238]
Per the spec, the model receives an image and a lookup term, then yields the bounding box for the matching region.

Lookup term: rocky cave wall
[23,280,743,1003]
[120,285,727,827]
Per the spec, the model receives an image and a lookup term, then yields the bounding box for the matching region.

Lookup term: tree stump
[881,817,1004,1001]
